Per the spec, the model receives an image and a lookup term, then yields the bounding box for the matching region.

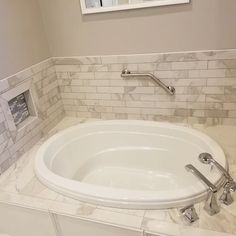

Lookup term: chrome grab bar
[121,69,175,95]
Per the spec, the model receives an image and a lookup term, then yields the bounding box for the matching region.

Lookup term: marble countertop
[0,117,235,236]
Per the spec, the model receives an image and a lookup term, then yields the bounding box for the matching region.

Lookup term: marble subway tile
[138,63,156,72]
[113,107,141,114]
[207,95,236,103]
[126,101,155,108]
[110,80,141,87]
[100,100,126,107]
[124,87,155,94]
[222,118,236,126]
[226,69,236,77]
[80,64,108,72]
[62,93,86,99]
[188,102,223,110]
[141,108,175,116]
[156,62,172,70]
[54,65,81,73]
[163,79,207,87]
[8,69,34,88]
[205,110,228,118]
[202,87,224,94]
[224,103,236,110]
[188,109,205,117]
[83,79,110,87]
[204,50,236,60]
[0,80,10,94]
[85,93,111,100]
[189,69,226,78]
[101,54,164,64]
[155,101,187,109]
[97,86,124,94]
[228,111,236,118]
[208,60,236,69]
[171,61,208,70]
[207,78,236,86]
[224,86,236,95]
[71,86,97,93]
[154,70,189,79]
[94,72,121,80]
[67,72,94,80]
[53,56,102,65]
[31,59,53,74]
[107,63,138,72]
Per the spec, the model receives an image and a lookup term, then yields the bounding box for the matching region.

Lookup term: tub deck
[0,117,235,236]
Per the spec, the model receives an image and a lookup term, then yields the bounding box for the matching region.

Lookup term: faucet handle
[220,188,234,205]
[219,181,236,205]
[180,205,199,223]
[228,181,236,192]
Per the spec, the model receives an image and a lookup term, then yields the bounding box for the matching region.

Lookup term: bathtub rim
[34,120,227,209]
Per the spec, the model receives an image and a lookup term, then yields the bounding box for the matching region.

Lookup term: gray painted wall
[0,0,50,80]
[1,0,235,80]
[38,0,236,57]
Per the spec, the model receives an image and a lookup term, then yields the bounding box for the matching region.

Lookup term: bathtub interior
[42,122,225,192]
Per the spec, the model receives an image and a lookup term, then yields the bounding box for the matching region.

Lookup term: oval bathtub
[35,120,226,209]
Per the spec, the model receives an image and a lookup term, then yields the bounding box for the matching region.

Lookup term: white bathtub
[35,120,226,209]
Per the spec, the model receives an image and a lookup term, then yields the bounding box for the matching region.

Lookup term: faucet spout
[185,164,220,215]
[185,164,217,193]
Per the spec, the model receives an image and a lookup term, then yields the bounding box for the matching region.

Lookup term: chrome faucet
[198,153,236,205]
[121,69,175,95]
[220,181,236,205]
[185,164,220,215]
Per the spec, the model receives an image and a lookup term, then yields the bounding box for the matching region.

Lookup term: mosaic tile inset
[8,93,29,126]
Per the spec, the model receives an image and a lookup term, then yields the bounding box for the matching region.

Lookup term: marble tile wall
[0,59,64,174]
[53,49,236,126]
[0,49,236,175]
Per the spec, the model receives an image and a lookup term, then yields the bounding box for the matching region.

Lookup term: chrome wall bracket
[121,69,175,95]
